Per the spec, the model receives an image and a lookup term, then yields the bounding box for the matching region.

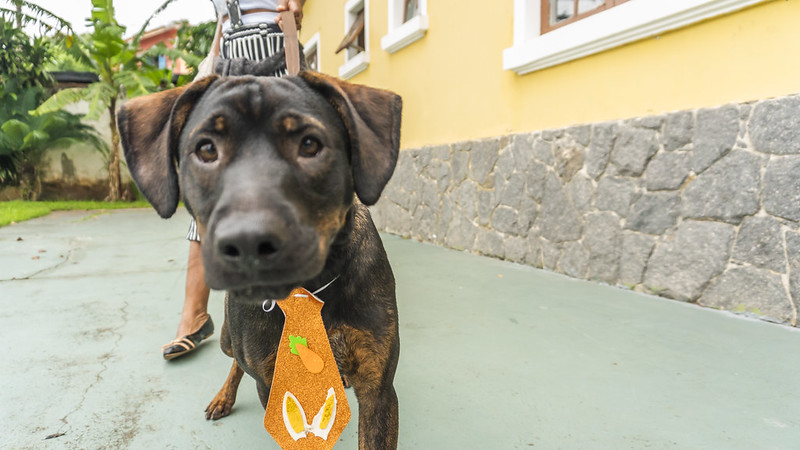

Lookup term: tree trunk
[15,2,22,29]
[107,97,122,201]
[18,162,41,201]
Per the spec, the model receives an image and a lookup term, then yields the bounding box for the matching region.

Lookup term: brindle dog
[117,71,401,449]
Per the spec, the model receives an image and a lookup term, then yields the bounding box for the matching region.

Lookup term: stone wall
[370,95,800,326]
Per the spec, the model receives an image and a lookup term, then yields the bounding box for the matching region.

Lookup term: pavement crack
[1,245,76,283]
[14,267,185,281]
[48,300,130,441]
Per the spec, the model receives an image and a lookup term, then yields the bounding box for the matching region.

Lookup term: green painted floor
[2,208,800,449]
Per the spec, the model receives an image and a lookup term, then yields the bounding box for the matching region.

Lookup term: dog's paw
[205,393,235,420]
[341,374,351,389]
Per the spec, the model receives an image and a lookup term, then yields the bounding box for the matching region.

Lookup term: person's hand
[276,0,304,31]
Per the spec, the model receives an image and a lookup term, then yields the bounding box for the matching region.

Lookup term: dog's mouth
[206,254,327,298]
[228,282,304,303]
[198,204,345,300]
[202,232,329,300]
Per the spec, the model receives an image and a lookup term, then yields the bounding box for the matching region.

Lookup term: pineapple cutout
[264,287,351,449]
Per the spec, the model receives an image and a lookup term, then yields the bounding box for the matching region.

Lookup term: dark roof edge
[50,71,99,84]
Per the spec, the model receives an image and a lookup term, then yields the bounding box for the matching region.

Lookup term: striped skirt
[221,23,289,77]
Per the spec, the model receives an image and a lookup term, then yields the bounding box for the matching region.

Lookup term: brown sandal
[162,315,215,360]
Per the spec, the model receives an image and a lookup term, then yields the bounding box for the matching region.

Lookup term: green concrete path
[2,208,800,449]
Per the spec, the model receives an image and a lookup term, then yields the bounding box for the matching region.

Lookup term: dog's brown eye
[196,141,218,163]
[299,136,322,158]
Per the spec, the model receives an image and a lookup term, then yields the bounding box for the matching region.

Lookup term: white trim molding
[339,0,370,79]
[339,51,370,79]
[381,0,429,54]
[503,0,770,75]
[304,32,321,71]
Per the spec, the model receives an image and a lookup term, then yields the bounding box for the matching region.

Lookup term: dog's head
[118,72,402,299]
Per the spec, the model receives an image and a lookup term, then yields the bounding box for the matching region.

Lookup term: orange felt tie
[264,287,351,449]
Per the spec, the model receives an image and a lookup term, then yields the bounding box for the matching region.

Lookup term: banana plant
[0,17,106,198]
[32,0,186,201]
[0,80,107,197]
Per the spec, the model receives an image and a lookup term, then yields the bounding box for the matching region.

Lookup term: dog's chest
[227,298,353,380]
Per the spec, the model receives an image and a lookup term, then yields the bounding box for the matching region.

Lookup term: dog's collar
[262,276,339,312]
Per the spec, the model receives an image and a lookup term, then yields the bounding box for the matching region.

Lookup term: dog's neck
[321,203,357,275]
[294,202,357,297]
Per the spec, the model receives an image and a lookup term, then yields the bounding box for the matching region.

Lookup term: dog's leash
[279,10,301,76]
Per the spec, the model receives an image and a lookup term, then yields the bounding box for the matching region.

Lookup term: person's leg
[162,236,214,360]
[176,240,211,337]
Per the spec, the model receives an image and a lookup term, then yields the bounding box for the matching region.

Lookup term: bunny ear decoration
[310,388,338,440]
[283,391,309,440]
[264,288,351,449]
[282,388,338,441]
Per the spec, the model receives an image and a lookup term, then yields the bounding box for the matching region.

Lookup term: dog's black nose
[219,236,279,258]
[213,213,286,265]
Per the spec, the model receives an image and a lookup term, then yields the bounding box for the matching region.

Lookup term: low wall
[371,95,800,326]
[38,102,132,200]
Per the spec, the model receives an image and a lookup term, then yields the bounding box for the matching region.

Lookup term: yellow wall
[301,0,800,149]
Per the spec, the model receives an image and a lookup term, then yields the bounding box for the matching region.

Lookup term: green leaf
[114,70,157,98]
[64,36,96,70]
[30,87,90,116]
[22,129,50,150]
[1,119,31,144]
[90,0,116,25]
[39,114,68,133]
[48,136,82,150]
[0,4,75,35]
[83,82,117,121]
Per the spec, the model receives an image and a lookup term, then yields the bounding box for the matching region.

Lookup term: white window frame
[503,0,770,75]
[304,32,321,72]
[339,0,370,79]
[381,0,429,54]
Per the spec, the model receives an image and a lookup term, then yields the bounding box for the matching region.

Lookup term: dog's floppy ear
[299,71,402,205]
[117,75,219,218]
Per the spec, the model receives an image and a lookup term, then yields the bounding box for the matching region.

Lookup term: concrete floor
[2,208,800,449]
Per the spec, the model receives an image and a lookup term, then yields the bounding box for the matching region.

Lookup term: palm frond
[75,126,109,156]
[0,2,74,34]
[30,86,91,116]
[59,33,97,70]
[83,82,117,120]
[47,136,84,150]
[113,69,158,98]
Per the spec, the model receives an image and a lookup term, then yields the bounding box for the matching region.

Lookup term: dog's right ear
[117,76,218,218]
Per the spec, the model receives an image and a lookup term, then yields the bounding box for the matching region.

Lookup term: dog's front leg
[354,382,399,450]
[205,360,244,420]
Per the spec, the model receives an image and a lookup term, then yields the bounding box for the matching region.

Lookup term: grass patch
[0,200,150,228]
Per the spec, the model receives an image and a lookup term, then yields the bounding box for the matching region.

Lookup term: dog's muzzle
[201,208,325,297]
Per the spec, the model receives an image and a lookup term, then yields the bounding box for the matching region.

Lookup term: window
[337,0,369,79]
[503,0,770,75]
[336,10,365,57]
[304,32,321,72]
[404,0,419,22]
[542,0,629,33]
[381,0,428,54]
